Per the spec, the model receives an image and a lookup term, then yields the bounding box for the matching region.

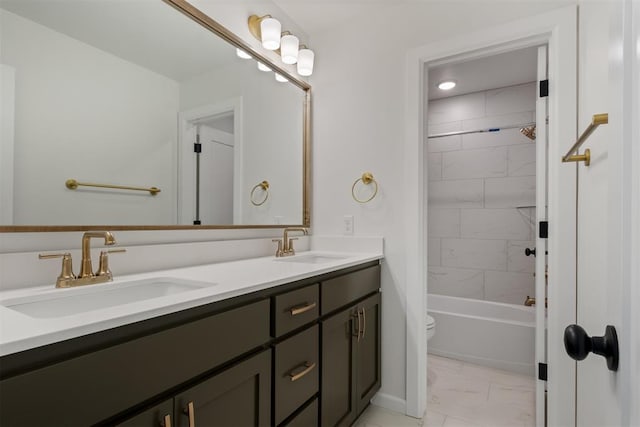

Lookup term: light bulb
[280,34,299,65]
[260,17,281,50]
[236,48,251,59]
[297,48,314,76]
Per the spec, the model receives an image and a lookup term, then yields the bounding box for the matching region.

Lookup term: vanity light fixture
[257,62,271,72]
[297,46,315,76]
[275,73,289,83]
[280,32,299,64]
[438,80,456,90]
[236,48,251,59]
[248,14,315,76]
[248,15,281,50]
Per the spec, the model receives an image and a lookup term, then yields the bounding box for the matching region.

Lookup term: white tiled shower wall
[427,82,537,305]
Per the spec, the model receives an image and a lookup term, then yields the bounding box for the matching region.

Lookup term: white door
[569,1,638,425]
[534,45,548,427]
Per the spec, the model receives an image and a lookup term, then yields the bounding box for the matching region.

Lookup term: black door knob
[564,324,619,371]
[525,248,536,257]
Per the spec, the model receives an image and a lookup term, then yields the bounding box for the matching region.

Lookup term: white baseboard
[370,392,408,416]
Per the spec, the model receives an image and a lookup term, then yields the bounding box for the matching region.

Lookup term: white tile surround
[427,83,536,305]
[354,355,535,427]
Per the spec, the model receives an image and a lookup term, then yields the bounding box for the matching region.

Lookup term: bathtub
[427,294,535,375]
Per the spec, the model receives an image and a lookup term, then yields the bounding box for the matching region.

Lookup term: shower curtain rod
[427,122,535,139]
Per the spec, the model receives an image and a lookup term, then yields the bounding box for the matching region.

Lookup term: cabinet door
[320,307,357,427]
[175,350,271,427]
[355,293,381,415]
[116,399,173,427]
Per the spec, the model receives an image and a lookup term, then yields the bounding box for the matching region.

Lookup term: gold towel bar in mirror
[352,172,378,204]
[562,113,608,166]
[250,180,270,206]
[65,179,161,195]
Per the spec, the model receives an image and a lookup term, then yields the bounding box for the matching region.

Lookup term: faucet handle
[272,239,284,257]
[287,237,299,255]
[39,252,76,287]
[97,248,126,278]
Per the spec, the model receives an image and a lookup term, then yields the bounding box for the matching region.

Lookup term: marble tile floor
[354,355,535,427]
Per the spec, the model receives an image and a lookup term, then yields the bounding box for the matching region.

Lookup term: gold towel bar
[562,113,608,165]
[65,179,161,195]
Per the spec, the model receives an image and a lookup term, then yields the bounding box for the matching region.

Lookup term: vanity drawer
[282,398,318,427]
[274,324,319,425]
[321,265,380,315]
[274,284,319,337]
[0,299,270,426]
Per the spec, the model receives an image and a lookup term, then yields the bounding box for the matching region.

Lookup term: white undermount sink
[276,254,350,264]
[0,277,217,319]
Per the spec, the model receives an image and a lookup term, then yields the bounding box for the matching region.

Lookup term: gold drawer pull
[290,301,317,316]
[161,414,172,427]
[361,307,366,340]
[289,361,316,382]
[352,311,362,341]
[183,402,195,427]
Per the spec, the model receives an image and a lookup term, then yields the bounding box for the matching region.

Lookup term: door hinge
[539,80,549,97]
[539,221,548,238]
[538,363,548,381]
[193,143,202,153]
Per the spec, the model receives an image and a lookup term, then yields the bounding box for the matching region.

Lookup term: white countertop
[0,250,383,357]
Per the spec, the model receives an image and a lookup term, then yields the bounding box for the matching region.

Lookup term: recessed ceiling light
[438,81,456,90]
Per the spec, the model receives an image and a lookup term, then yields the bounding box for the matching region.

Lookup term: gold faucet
[39,231,125,288]
[273,227,308,257]
[80,231,116,278]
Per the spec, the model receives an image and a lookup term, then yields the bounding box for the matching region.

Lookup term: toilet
[427,314,436,341]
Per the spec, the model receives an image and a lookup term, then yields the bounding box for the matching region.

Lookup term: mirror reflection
[0,0,307,227]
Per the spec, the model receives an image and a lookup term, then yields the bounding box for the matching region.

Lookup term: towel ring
[250,181,270,206]
[352,172,378,203]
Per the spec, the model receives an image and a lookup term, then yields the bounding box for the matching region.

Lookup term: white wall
[1,10,179,225]
[180,60,304,225]
[309,0,575,410]
[427,83,537,305]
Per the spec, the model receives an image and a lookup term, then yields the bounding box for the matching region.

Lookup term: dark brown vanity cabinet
[117,350,272,427]
[174,349,272,427]
[320,266,381,427]
[0,261,380,427]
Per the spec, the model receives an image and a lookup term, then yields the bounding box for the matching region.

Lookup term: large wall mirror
[0,0,310,231]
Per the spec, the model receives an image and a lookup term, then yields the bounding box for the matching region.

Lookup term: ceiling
[427,46,539,100]
[0,0,235,82]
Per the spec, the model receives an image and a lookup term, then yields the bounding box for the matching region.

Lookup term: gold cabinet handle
[289,361,316,382]
[161,414,172,427]
[290,301,317,316]
[361,307,366,340]
[352,309,363,342]
[183,402,195,427]
[351,312,360,339]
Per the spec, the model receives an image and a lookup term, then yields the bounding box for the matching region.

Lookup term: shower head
[520,125,536,141]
